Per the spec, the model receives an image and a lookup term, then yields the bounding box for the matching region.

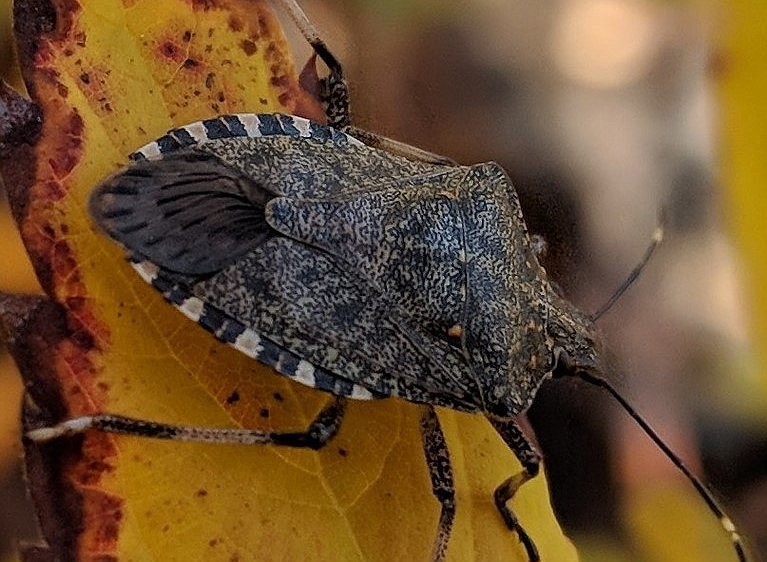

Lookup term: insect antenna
[576,369,750,562]
[589,214,665,322]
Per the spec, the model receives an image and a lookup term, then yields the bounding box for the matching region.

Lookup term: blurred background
[2,0,766,561]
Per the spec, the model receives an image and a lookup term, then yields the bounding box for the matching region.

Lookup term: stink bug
[26,1,750,561]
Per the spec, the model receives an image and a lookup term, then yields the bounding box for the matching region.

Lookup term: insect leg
[488,416,542,562]
[27,397,346,451]
[272,0,350,127]
[420,406,456,562]
[273,1,455,165]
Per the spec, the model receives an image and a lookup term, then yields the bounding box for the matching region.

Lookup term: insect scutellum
[25,1,750,561]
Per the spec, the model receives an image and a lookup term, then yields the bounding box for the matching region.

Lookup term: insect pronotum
[26,1,750,561]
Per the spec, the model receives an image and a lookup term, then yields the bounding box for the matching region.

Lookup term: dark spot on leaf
[272,392,283,402]
[270,74,289,88]
[159,41,184,63]
[196,488,208,497]
[182,30,193,42]
[240,39,257,56]
[205,72,215,89]
[228,15,243,32]
[226,390,240,404]
[256,13,268,38]
[79,72,90,84]
[183,58,200,69]
[338,448,348,457]
[259,408,270,419]
[161,42,177,57]
[190,0,217,11]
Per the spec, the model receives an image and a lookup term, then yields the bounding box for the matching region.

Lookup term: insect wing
[90,149,273,275]
[89,114,348,275]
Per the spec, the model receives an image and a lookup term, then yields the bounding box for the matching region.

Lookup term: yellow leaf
[721,0,767,394]
[1,0,578,560]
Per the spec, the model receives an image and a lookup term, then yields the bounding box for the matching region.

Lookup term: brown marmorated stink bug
[26,1,750,560]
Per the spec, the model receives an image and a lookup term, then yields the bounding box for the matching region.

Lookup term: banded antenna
[589,212,665,322]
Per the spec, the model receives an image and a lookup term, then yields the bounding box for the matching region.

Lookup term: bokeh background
[1,0,766,561]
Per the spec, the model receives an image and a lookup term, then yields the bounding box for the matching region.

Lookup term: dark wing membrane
[90,149,273,275]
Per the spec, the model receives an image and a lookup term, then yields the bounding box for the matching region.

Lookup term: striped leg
[488,416,542,562]
[420,406,456,562]
[273,0,350,128]
[273,0,454,164]
[27,397,346,451]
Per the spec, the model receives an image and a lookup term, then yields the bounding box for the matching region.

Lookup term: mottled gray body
[93,115,572,418]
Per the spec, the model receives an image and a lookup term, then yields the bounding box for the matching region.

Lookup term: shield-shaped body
[91,113,581,418]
